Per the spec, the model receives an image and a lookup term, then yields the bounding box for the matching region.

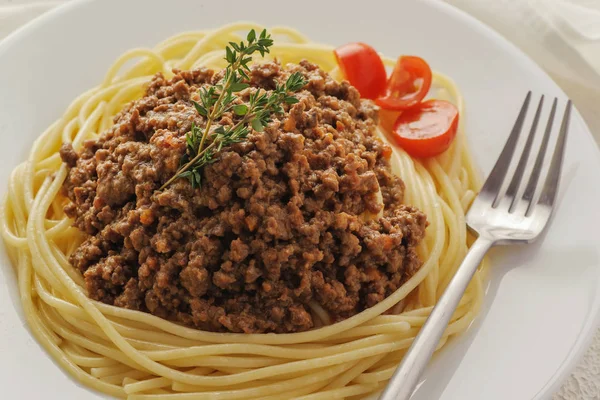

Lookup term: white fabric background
[1,0,599,398]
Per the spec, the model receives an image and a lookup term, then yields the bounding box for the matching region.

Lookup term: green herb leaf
[192,100,208,117]
[225,46,234,64]
[230,82,250,92]
[286,72,308,92]
[233,104,248,116]
[285,96,300,105]
[251,118,264,132]
[247,29,256,43]
[239,69,250,80]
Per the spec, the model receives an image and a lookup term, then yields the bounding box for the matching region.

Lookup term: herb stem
[159,109,256,190]
[197,61,238,152]
[159,28,307,191]
[159,131,212,190]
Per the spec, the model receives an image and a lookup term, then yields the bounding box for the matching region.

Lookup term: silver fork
[379,92,572,400]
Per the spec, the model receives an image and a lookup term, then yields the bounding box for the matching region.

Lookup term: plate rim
[422,3,600,398]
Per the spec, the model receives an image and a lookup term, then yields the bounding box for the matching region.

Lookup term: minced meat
[60,60,427,333]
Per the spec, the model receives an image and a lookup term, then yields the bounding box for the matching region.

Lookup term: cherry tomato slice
[334,42,387,100]
[379,109,402,134]
[391,99,459,158]
[376,56,433,111]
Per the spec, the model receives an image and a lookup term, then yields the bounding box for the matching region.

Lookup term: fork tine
[536,100,572,209]
[506,95,544,212]
[480,92,531,207]
[522,98,557,213]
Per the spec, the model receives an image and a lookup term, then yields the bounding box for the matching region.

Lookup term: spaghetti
[2,22,488,399]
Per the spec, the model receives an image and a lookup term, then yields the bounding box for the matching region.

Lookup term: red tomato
[376,56,432,111]
[379,109,402,133]
[334,42,387,100]
[391,99,459,158]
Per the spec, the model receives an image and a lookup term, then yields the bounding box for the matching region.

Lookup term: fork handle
[379,236,494,400]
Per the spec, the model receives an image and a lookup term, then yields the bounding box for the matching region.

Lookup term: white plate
[0,1,599,399]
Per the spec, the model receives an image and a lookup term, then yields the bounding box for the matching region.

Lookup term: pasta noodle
[1,22,488,399]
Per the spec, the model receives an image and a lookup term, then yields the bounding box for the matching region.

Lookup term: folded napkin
[446,0,600,140]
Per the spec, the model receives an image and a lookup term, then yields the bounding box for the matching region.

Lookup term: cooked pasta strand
[1,23,486,399]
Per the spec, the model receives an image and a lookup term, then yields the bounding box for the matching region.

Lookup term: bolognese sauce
[60,61,427,333]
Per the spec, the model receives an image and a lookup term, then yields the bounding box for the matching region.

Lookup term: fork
[379,92,572,400]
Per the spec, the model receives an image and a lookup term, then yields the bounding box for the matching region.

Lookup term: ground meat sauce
[60,60,427,333]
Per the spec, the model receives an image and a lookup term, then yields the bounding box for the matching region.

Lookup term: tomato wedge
[376,56,432,111]
[334,42,387,100]
[391,99,459,158]
[379,109,402,133]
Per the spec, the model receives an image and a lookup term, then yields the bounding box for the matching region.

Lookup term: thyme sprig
[160,29,307,190]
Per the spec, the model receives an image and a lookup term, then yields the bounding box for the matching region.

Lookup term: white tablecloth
[1,0,599,399]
